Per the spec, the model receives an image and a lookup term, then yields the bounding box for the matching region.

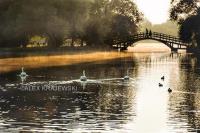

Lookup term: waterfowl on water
[123,70,130,81]
[123,75,130,81]
[159,83,163,87]
[161,76,165,80]
[80,70,87,81]
[168,88,172,93]
[19,67,28,77]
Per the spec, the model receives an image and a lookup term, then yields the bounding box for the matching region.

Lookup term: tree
[0,0,90,48]
[0,0,142,49]
[85,0,142,47]
[84,0,112,46]
[109,0,142,23]
[179,10,200,47]
[110,15,137,40]
[107,0,142,46]
[170,0,199,24]
[170,0,200,48]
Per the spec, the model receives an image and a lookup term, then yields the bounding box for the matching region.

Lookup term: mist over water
[0,43,200,132]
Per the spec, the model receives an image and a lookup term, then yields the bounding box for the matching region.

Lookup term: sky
[134,0,171,24]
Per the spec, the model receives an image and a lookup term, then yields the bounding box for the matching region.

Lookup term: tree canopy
[0,0,142,48]
[170,0,199,24]
[170,0,200,48]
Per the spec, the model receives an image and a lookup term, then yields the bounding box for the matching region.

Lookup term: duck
[123,75,130,81]
[80,70,87,81]
[19,67,28,78]
[161,76,165,81]
[123,70,130,81]
[168,88,172,93]
[159,83,163,87]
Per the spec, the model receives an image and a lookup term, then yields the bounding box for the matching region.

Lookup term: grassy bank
[0,51,133,73]
[0,46,114,58]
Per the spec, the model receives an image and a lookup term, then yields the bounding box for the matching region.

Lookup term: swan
[80,70,87,81]
[19,67,28,78]
[123,70,130,81]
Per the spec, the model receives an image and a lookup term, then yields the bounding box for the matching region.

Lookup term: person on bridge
[146,28,149,37]
[149,30,152,37]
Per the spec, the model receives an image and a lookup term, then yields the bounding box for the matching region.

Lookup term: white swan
[80,70,87,81]
[19,67,28,78]
[123,70,130,81]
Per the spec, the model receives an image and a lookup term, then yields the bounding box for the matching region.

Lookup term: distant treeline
[0,0,142,48]
[140,20,179,36]
[170,0,200,48]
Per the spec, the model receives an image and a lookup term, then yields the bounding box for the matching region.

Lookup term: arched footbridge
[113,32,192,52]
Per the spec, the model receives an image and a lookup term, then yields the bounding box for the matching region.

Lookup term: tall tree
[0,0,91,48]
[85,0,142,47]
[170,0,200,48]
[0,0,142,48]
[170,0,199,24]
[107,0,142,45]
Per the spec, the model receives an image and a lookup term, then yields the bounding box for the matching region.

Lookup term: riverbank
[0,46,114,58]
[0,51,134,73]
[189,48,200,57]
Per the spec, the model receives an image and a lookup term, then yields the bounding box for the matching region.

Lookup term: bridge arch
[127,40,171,52]
[113,32,190,52]
[129,39,173,49]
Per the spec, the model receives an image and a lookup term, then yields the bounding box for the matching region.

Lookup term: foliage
[170,0,200,48]
[170,0,199,24]
[0,0,142,48]
[141,19,179,36]
[179,10,200,47]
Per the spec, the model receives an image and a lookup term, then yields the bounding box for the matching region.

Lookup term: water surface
[0,51,200,133]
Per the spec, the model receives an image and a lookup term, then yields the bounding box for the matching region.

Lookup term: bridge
[113,32,192,52]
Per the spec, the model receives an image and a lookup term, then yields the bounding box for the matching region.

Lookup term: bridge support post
[120,47,128,51]
[171,48,178,52]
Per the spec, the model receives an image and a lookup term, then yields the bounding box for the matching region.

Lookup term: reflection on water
[0,52,133,73]
[0,51,200,132]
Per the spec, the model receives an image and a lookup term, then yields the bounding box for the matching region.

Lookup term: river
[0,44,200,132]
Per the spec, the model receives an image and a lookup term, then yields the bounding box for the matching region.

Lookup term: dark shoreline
[1,46,200,59]
[186,48,200,57]
[0,46,114,59]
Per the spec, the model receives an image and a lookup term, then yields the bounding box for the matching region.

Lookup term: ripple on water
[1,53,200,132]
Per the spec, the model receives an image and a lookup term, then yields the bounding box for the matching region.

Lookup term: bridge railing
[131,32,189,46]
[112,32,190,49]
[152,32,189,46]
